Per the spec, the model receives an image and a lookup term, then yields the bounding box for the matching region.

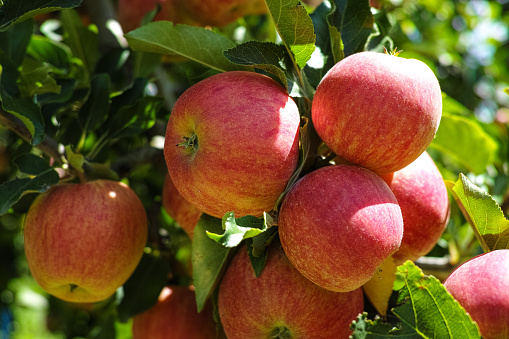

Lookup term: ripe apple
[24,180,148,303]
[278,164,403,292]
[312,51,442,175]
[164,71,300,219]
[132,285,217,339]
[444,250,509,339]
[162,174,202,239]
[218,242,364,338]
[381,151,450,264]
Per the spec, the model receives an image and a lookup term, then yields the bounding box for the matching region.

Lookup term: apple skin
[444,250,509,339]
[162,174,202,239]
[218,242,364,338]
[132,285,217,339]
[381,151,450,265]
[312,51,442,175]
[164,71,300,219]
[24,180,148,303]
[278,164,403,292]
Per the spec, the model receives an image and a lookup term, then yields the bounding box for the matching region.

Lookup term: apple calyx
[383,46,402,56]
[269,326,292,339]
[69,283,79,292]
[177,134,199,151]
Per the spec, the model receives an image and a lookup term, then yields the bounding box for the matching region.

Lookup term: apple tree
[0,0,508,338]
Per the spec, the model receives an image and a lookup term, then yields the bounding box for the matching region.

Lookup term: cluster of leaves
[0,0,508,338]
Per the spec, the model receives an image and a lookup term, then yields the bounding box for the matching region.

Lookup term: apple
[24,179,148,303]
[218,242,364,338]
[132,285,217,339]
[444,250,509,339]
[164,71,300,219]
[311,51,442,175]
[278,164,403,292]
[162,174,202,239]
[381,151,450,264]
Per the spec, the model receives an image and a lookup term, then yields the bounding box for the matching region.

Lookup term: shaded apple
[164,71,300,219]
[312,51,442,174]
[24,180,148,303]
[444,250,509,339]
[132,285,218,339]
[278,164,403,292]
[162,174,202,239]
[381,151,450,264]
[218,242,364,338]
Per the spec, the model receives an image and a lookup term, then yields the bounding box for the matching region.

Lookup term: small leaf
[27,35,72,75]
[350,312,420,338]
[362,256,397,318]
[125,21,249,73]
[192,214,233,312]
[206,211,272,248]
[247,225,278,277]
[80,73,111,132]
[430,112,498,175]
[18,57,61,97]
[0,0,83,31]
[13,153,53,175]
[265,0,316,68]
[117,252,171,322]
[447,174,509,252]
[393,261,481,338]
[64,145,85,174]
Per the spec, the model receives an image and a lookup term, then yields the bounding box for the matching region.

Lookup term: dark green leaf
[117,252,171,322]
[18,57,61,97]
[80,73,111,132]
[0,18,32,66]
[223,41,292,89]
[27,35,72,75]
[13,153,52,175]
[350,313,421,338]
[192,214,233,312]
[0,0,83,31]
[247,226,278,277]
[125,21,249,73]
[108,96,163,139]
[265,0,316,69]
[0,170,59,216]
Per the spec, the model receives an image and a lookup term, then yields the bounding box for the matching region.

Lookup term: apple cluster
[156,51,450,337]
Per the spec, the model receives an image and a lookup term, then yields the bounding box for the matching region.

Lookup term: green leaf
[80,73,111,132]
[108,96,163,139]
[350,313,421,338]
[64,145,85,174]
[116,252,171,322]
[0,18,33,68]
[223,41,292,90]
[327,0,374,60]
[61,9,99,83]
[27,35,72,75]
[0,83,45,145]
[265,0,316,68]
[18,57,61,97]
[430,112,498,175]
[0,170,59,216]
[192,214,233,312]
[206,212,273,248]
[393,261,481,338]
[125,21,249,73]
[447,174,509,252]
[0,0,83,31]
[13,153,53,175]
[246,225,278,277]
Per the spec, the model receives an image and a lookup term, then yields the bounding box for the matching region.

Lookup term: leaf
[363,256,397,317]
[265,0,316,68]
[125,21,249,73]
[13,153,53,175]
[223,41,292,90]
[0,170,59,216]
[247,225,279,277]
[192,214,233,312]
[430,112,498,175]
[350,313,421,338]
[116,252,171,322]
[327,0,374,60]
[447,174,509,252]
[18,57,61,97]
[0,18,33,68]
[0,83,45,145]
[0,0,83,31]
[393,261,481,338]
[206,212,273,248]
[80,73,111,132]
[27,35,72,75]
[64,145,85,174]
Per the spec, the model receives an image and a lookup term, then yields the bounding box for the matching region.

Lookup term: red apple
[164,71,300,219]
[278,164,403,292]
[444,250,509,339]
[312,51,442,175]
[162,174,202,239]
[24,180,148,303]
[132,285,218,339]
[381,151,450,264]
[218,242,364,338]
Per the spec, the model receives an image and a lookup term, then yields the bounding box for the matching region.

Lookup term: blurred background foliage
[0,0,509,338]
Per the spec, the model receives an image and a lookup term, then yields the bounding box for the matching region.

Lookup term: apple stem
[177,134,198,151]
[270,326,293,339]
